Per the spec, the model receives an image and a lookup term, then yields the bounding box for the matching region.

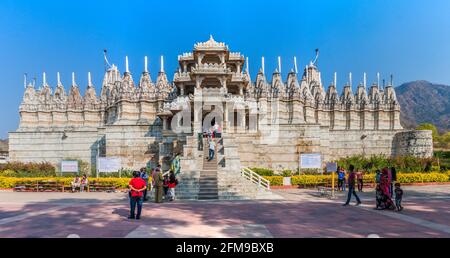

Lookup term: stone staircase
[198,138,219,200]
[147,133,282,201]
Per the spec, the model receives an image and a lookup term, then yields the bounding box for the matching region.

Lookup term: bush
[262,176,283,186]
[281,170,294,177]
[335,155,438,173]
[251,168,274,176]
[0,162,56,177]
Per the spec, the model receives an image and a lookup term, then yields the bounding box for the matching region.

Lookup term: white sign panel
[98,157,122,173]
[326,162,337,173]
[61,160,79,173]
[300,154,322,169]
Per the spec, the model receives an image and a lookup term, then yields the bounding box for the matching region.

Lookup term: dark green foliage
[335,155,438,173]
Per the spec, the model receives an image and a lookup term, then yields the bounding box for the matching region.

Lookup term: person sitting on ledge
[80,174,88,192]
[71,176,81,192]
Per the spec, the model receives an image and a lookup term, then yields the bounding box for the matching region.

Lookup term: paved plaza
[0,185,449,238]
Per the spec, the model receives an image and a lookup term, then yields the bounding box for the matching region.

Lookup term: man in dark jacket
[390,167,397,196]
[343,165,362,206]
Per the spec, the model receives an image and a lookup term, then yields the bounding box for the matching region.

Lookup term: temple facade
[9,36,433,173]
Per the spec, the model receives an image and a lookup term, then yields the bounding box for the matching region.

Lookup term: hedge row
[264,172,450,186]
[0,177,131,189]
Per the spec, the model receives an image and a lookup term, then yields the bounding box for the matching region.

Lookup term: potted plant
[282,170,293,186]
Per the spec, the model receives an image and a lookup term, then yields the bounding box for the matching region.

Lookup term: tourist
[391,167,397,197]
[216,123,222,138]
[375,184,384,210]
[153,168,164,203]
[71,176,81,192]
[168,170,178,201]
[152,164,161,193]
[208,138,215,161]
[343,165,362,206]
[128,171,147,220]
[394,183,404,211]
[379,168,396,210]
[140,167,149,201]
[337,167,345,191]
[198,132,203,151]
[213,123,219,138]
[375,170,381,184]
[356,170,364,192]
[171,153,181,176]
[387,167,393,197]
[163,174,169,200]
[80,174,88,192]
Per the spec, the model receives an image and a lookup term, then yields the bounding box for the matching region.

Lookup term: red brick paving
[0,189,449,238]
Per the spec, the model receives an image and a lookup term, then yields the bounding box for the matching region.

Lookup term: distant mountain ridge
[395,80,450,133]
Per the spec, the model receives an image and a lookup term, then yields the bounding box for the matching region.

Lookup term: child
[394,183,404,211]
[163,175,169,200]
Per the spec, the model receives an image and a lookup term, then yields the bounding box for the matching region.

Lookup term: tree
[416,123,439,140]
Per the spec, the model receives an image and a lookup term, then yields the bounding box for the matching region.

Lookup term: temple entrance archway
[202,109,223,133]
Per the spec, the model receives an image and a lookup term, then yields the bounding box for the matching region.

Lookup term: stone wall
[9,129,101,172]
[392,130,433,157]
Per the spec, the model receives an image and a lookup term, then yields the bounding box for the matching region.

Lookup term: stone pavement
[0,185,449,238]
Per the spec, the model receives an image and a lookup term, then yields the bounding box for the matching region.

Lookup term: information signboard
[98,157,122,173]
[326,162,337,173]
[300,154,322,169]
[61,160,79,173]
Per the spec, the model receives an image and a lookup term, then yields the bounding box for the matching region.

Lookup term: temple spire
[57,72,62,86]
[125,56,130,73]
[72,72,77,86]
[349,72,352,88]
[261,56,265,75]
[24,73,27,89]
[294,56,298,74]
[246,57,249,74]
[390,74,394,86]
[278,56,282,74]
[88,72,93,87]
[377,72,380,89]
[334,72,337,86]
[363,72,367,88]
[43,72,48,87]
[144,56,148,73]
[160,55,164,73]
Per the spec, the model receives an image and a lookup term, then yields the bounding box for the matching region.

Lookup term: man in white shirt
[208,139,215,161]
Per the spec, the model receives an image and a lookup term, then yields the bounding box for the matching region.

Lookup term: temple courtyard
[0,185,449,238]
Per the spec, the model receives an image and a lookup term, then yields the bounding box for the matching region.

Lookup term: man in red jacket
[128,171,147,220]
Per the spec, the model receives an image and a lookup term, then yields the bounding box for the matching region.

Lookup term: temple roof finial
[125,56,130,73]
[72,72,77,87]
[144,56,148,73]
[88,72,93,87]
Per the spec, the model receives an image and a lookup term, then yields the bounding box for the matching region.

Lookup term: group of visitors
[70,174,88,192]
[337,167,364,192]
[340,165,403,212]
[374,167,403,211]
[198,123,221,153]
[127,164,179,220]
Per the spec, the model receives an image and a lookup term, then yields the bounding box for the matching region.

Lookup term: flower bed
[262,172,450,187]
[0,177,131,189]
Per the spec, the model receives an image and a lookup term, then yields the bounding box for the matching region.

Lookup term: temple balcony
[229,52,245,61]
[178,52,194,61]
[231,72,247,82]
[174,72,191,82]
[191,63,231,75]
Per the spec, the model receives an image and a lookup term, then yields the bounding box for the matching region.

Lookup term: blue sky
[1,0,450,138]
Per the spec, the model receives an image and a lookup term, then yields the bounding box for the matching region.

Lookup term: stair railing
[241,167,270,190]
